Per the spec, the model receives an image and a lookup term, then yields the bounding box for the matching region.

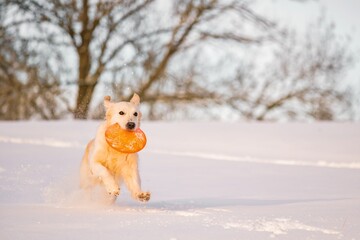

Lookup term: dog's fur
[80,94,150,203]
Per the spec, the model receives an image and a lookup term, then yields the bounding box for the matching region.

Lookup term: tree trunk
[74,83,97,119]
[73,0,94,119]
[74,44,94,119]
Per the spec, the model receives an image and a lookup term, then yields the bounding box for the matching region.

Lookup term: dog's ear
[104,95,112,110]
[130,93,140,106]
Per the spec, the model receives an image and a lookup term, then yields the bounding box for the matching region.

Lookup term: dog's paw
[106,185,120,196]
[137,192,151,202]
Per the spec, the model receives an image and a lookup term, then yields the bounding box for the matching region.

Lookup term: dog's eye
[119,111,125,116]
[133,112,138,117]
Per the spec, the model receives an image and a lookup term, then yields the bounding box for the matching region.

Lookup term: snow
[0,121,360,240]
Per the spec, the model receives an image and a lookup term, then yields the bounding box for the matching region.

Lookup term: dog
[80,93,150,203]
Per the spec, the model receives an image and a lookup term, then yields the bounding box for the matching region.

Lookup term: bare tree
[3,0,160,119]
[220,21,353,121]
[2,0,356,121]
[3,0,275,119]
[0,5,67,120]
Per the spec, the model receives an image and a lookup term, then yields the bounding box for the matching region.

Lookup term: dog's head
[103,93,142,131]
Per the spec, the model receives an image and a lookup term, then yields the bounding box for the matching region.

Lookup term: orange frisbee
[105,123,147,153]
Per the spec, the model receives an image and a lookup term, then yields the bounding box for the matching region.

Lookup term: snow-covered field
[0,121,359,240]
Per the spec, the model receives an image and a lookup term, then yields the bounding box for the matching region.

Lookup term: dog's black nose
[126,122,136,130]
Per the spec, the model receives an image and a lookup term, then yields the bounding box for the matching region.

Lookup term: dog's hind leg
[80,140,97,190]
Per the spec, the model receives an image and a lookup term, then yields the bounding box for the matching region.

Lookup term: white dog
[80,94,150,203]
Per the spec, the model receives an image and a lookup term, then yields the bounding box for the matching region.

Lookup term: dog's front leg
[122,154,150,202]
[91,162,120,196]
